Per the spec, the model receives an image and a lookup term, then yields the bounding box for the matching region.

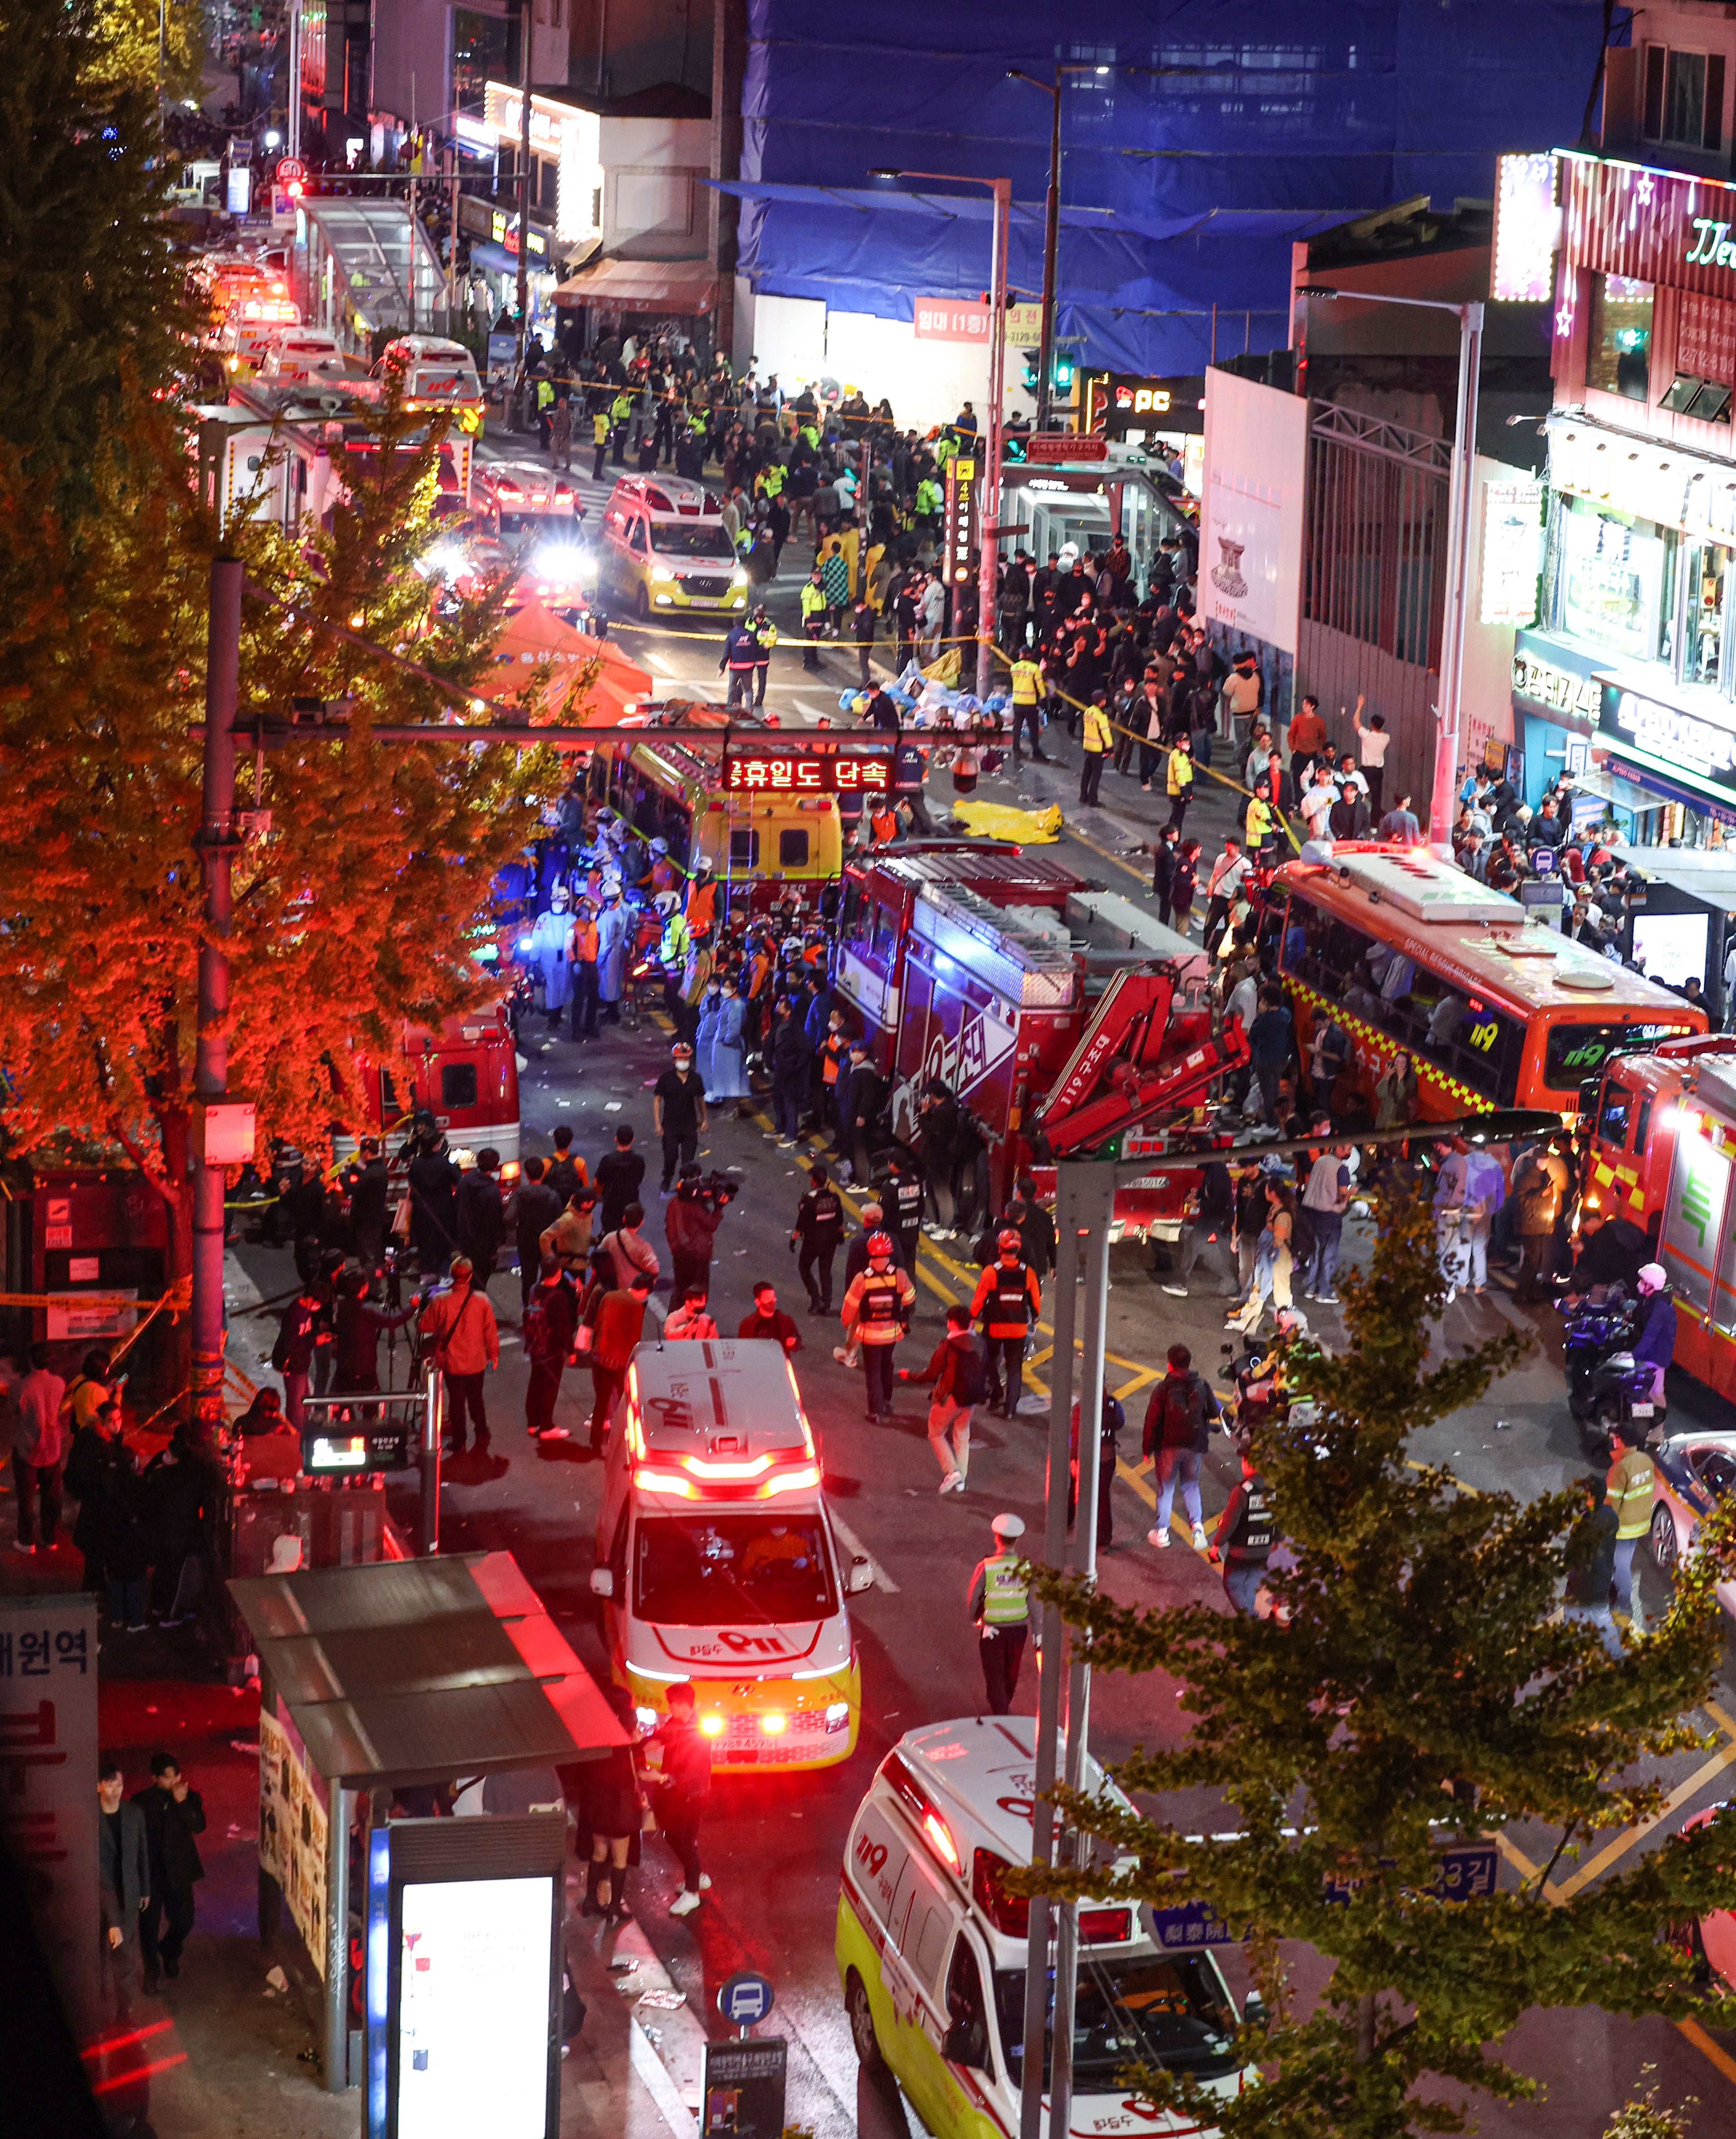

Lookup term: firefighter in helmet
[969,1227,1043,1419]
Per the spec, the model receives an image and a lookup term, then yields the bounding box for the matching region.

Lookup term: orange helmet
[998,1228,1022,1255]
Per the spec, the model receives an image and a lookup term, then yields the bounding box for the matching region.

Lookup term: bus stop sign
[718,1970,776,2028]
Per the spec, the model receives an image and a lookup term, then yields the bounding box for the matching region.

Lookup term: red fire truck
[1583,1034,1736,1404]
[831,849,1247,1239]
[334,1006,522,1174]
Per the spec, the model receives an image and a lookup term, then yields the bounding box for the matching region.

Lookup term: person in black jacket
[454,1148,507,1285]
[524,1258,581,1441]
[132,1752,206,1987]
[99,1755,151,2013]
[791,1166,845,1314]
[331,1268,417,1392]
[405,1121,460,1279]
[507,1156,565,1310]
[347,1139,390,1265]
[843,1042,885,1187]
[918,1080,959,1236]
[593,1126,647,1235]
[66,1400,131,1599]
[769,996,812,1148]
[142,1425,222,1625]
[648,1683,712,1916]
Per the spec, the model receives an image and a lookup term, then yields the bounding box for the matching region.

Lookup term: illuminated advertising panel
[1492,152,1560,302]
[723,750,890,794]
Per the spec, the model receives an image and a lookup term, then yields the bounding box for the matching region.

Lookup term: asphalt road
[322,431,1736,2133]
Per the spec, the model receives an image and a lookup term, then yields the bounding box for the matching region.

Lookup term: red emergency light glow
[632,1466,697,1497]
[923,1811,960,1869]
[760,1713,788,1736]
[757,1463,821,1497]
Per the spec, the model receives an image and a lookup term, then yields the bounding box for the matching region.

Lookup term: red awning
[552,256,716,314]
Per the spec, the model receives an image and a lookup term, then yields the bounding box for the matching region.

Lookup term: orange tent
[487,599,653,728]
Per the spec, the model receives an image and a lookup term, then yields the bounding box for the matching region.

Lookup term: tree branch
[107,1114,182,1209]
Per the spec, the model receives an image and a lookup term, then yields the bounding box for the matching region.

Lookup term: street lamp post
[1296,284,1485,852]
[870,170,1011,699]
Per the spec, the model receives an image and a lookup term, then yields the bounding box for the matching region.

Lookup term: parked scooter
[1563,1284,1666,1455]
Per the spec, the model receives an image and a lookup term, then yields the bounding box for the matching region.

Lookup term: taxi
[1650,1427,1736,1621]
[588,1341,871,1769]
[839,1719,1255,2139]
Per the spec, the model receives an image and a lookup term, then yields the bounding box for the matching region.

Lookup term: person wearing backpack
[899,1304,989,1493]
[1141,1343,1222,1551]
[1068,1390,1125,1549]
[523,1257,581,1442]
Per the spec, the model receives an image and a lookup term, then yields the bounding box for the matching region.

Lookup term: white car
[256,329,348,385]
[1649,1428,1736,1619]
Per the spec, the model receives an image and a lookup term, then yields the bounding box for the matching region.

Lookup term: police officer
[1209,1445,1275,1615]
[969,1229,1043,1419]
[876,1151,926,1275]
[790,1164,845,1316]
[751,606,778,708]
[799,570,828,670]
[1008,651,1048,765]
[720,620,760,709]
[968,1513,1034,1715]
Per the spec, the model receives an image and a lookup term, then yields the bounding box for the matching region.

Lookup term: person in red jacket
[584,1271,653,1454]
[969,1230,1043,1419]
[737,1281,801,1353]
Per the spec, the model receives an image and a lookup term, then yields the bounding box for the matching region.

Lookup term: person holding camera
[665,1166,734,1302]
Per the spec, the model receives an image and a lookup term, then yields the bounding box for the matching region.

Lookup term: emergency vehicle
[588,1342,873,1770]
[216,291,303,371]
[1268,846,1703,1122]
[332,1006,521,1172]
[598,475,749,621]
[1583,1035,1736,1404]
[202,378,477,528]
[606,726,844,920]
[838,1718,1252,2137]
[833,850,1246,1231]
[371,335,485,429]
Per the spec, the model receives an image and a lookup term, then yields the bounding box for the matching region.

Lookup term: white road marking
[793,700,829,724]
[629,2017,698,2139]
[645,651,678,676]
[829,1510,900,1593]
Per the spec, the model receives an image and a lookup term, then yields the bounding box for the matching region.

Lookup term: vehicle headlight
[651,565,676,583]
[732,566,748,586]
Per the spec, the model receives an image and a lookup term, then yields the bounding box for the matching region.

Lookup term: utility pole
[286,0,302,164]
[977,177,1010,702]
[192,559,243,1439]
[515,0,533,416]
[1036,80,1059,433]
[1019,1163,1116,2139]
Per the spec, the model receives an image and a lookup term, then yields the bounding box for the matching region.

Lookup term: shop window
[1588,276,1653,402]
[1662,374,1733,424]
[1643,46,1725,148]
[1557,497,1674,666]
[1685,543,1732,686]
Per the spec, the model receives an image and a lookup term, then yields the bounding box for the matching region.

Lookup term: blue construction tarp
[735,0,1619,373]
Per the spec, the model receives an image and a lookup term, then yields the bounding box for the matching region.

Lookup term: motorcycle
[1563,1285,1665,1454]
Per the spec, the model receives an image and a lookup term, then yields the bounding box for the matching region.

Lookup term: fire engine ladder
[1033,968,1251,1156]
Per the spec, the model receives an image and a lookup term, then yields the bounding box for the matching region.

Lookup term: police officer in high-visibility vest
[535,371,555,450]
[750,606,778,707]
[840,1230,916,1424]
[968,1513,1034,1715]
[799,570,828,671]
[1209,1444,1275,1615]
[1008,652,1049,766]
[969,1229,1043,1419]
[1606,1420,1655,1633]
[719,619,760,709]
[1079,698,1113,807]
[1245,780,1277,864]
[609,390,633,465]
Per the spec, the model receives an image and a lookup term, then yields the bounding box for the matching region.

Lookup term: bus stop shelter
[293,198,452,355]
[228,1550,627,2093]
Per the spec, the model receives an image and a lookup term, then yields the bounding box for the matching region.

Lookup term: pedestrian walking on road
[454,1147,506,1287]
[507,1158,563,1310]
[1142,1344,1222,1551]
[648,1683,712,1917]
[594,1124,648,1235]
[968,1513,1034,1716]
[666,1168,730,1300]
[840,1233,916,1423]
[524,1258,581,1441]
[419,1258,500,1453]
[133,1752,206,1988]
[653,1043,708,1191]
[791,1166,845,1314]
[1209,1446,1275,1614]
[599,1204,661,1292]
[901,1304,988,1493]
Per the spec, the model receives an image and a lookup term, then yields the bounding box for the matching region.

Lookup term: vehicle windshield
[649,524,735,560]
[994,1954,1240,2089]
[1543,1018,1696,1092]
[633,1514,836,1625]
[500,509,574,538]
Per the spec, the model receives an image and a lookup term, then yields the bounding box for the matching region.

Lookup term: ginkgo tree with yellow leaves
[0,0,569,1394]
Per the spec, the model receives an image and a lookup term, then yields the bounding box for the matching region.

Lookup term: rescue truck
[832,849,1248,1236]
[588,1342,873,1770]
[1582,1034,1736,1404]
[838,1718,1254,2134]
[332,1006,521,1172]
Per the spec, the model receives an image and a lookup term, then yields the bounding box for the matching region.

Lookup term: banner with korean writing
[0,1595,97,2029]
[260,1703,330,1977]
[723,751,888,795]
[914,297,992,343]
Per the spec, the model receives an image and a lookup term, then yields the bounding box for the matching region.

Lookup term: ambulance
[838,1719,1253,2136]
[588,1342,873,1770]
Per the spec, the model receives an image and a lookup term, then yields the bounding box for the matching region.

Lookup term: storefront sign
[1679,290,1736,385]
[1548,418,1736,544]
[1085,373,1207,437]
[1602,679,1736,789]
[484,83,571,158]
[1022,433,1107,464]
[1479,478,1543,626]
[1201,368,1308,656]
[1560,151,1736,306]
[724,750,889,794]
[1492,152,1560,303]
[1511,649,1601,720]
[914,297,993,343]
[0,1597,97,2031]
[488,210,548,258]
[943,454,979,604]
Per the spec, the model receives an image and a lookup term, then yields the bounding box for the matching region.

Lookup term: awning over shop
[552,256,716,314]
[491,599,654,726]
[1598,749,1736,829]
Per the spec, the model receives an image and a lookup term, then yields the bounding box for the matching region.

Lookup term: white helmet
[654,890,679,916]
[1637,1263,1667,1294]
[650,837,670,856]
[601,871,623,897]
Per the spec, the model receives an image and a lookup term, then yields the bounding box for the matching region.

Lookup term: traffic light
[1052,350,1075,393]
[1022,349,1042,395]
